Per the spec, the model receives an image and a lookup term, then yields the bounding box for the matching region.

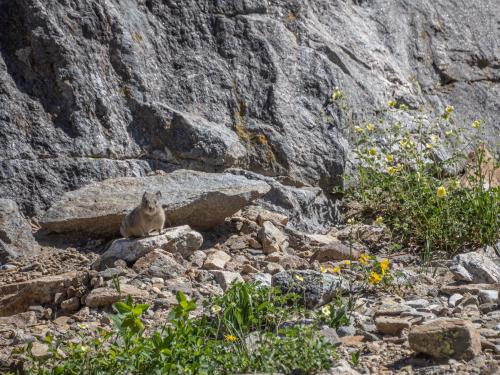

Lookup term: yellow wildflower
[332,266,341,274]
[343,260,351,267]
[347,218,355,225]
[375,216,384,225]
[359,254,370,266]
[320,265,327,273]
[416,171,422,181]
[387,166,396,176]
[366,123,375,131]
[450,180,460,189]
[430,134,439,143]
[395,163,403,171]
[472,119,481,129]
[354,126,364,133]
[385,154,394,163]
[380,259,390,275]
[224,334,237,342]
[369,272,382,285]
[211,305,222,314]
[388,100,397,108]
[445,130,453,136]
[332,87,343,101]
[436,186,447,198]
[321,305,331,316]
[399,138,409,147]
[368,148,377,156]
[399,104,408,110]
[445,105,454,113]
[295,274,304,282]
[426,143,433,150]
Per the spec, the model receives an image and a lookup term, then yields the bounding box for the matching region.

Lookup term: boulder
[408,318,481,360]
[92,225,202,270]
[450,251,500,283]
[0,272,87,316]
[85,285,149,308]
[41,170,270,236]
[272,270,349,308]
[257,221,288,255]
[203,250,231,270]
[132,249,186,279]
[0,199,39,263]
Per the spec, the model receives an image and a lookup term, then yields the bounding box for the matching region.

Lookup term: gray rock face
[0,199,39,264]
[40,170,270,236]
[92,225,202,270]
[272,270,348,308]
[1,0,497,222]
[450,251,500,283]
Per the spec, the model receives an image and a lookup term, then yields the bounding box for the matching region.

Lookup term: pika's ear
[155,190,162,199]
[142,192,148,201]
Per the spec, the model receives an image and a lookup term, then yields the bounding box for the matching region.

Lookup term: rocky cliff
[1,0,498,221]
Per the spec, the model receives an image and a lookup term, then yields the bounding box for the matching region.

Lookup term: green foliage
[342,101,499,259]
[19,284,337,375]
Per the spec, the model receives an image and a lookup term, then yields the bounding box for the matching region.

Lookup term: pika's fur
[120,191,165,238]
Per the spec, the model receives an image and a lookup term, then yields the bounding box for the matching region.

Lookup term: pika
[120,191,166,238]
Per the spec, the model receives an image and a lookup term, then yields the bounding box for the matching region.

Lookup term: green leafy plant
[18,284,337,375]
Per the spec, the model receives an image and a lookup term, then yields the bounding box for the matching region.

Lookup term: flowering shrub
[342,100,499,259]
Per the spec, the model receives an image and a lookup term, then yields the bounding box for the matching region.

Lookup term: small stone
[60,297,80,313]
[459,294,478,307]
[98,268,124,280]
[479,303,498,314]
[30,342,50,359]
[264,262,285,275]
[449,293,464,307]
[408,318,481,360]
[189,250,207,267]
[248,238,262,249]
[164,277,193,296]
[257,221,288,254]
[319,326,341,346]
[310,242,360,262]
[337,325,356,337]
[133,249,186,279]
[250,273,272,287]
[203,250,231,270]
[241,264,259,274]
[375,316,412,336]
[210,270,244,291]
[339,335,365,347]
[85,285,149,307]
[405,299,430,309]
[151,277,164,285]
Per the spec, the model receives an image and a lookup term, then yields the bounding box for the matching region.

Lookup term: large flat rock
[40,170,270,236]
